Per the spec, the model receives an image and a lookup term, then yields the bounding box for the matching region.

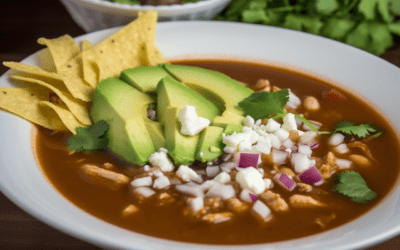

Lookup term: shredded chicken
[259,191,289,212]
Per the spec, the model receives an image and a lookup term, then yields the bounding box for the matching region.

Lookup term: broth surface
[35,59,400,244]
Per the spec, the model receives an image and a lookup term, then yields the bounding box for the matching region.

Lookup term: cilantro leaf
[242,9,268,23]
[67,120,109,152]
[320,17,356,40]
[335,171,377,203]
[238,89,289,120]
[389,20,400,35]
[283,14,324,35]
[334,121,377,138]
[315,0,340,16]
[359,0,392,23]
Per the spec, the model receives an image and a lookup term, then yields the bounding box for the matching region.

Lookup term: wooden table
[0,0,400,249]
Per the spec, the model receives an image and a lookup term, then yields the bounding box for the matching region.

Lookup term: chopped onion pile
[298,166,324,186]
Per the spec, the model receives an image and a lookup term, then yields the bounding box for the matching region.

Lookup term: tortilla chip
[3,61,62,81]
[58,53,94,102]
[39,101,83,134]
[81,40,98,88]
[38,35,81,72]
[11,75,92,126]
[0,87,67,131]
[84,11,158,82]
[140,42,168,66]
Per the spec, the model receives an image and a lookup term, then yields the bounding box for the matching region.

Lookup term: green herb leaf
[389,20,400,35]
[334,121,377,138]
[390,0,400,15]
[359,0,392,22]
[294,114,319,133]
[242,9,268,23]
[238,89,289,120]
[335,171,377,203]
[67,120,109,152]
[283,14,324,35]
[320,17,356,40]
[315,0,340,15]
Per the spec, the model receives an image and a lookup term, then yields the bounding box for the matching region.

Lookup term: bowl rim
[73,0,230,11]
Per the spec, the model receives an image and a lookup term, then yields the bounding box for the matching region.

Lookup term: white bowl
[58,0,231,32]
[1,21,400,250]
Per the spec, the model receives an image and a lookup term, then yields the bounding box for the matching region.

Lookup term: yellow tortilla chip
[0,87,67,131]
[81,40,98,88]
[84,11,158,82]
[11,75,92,126]
[38,35,81,72]
[140,42,168,66]
[3,61,62,81]
[39,101,83,134]
[58,53,94,102]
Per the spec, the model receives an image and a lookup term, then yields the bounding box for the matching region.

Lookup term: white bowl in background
[58,0,231,32]
[1,21,400,249]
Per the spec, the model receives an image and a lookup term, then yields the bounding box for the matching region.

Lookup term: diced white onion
[328,133,345,146]
[336,158,353,169]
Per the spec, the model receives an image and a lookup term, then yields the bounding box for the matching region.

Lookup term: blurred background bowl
[58,0,231,32]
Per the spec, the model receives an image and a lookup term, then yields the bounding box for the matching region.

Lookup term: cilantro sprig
[335,171,377,203]
[238,89,289,120]
[67,120,109,152]
[239,89,322,132]
[334,121,377,138]
[217,0,400,55]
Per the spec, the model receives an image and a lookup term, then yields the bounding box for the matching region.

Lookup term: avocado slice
[90,77,158,165]
[164,106,199,165]
[163,64,253,115]
[224,124,244,136]
[145,121,165,151]
[156,76,221,125]
[120,65,170,94]
[213,109,245,127]
[195,126,224,162]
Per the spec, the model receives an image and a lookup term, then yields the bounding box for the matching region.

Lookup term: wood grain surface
[0,0,399,249]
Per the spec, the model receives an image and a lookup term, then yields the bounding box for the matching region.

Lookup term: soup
[35,59,400,244]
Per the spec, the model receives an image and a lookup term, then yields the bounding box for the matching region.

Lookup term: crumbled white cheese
[213,172,231,184]
[264,118,281,133]
[282,138,294,150]
[243,115,255,127]
[199,152,204,157]
[255,139,272,155]
[255,119,262,126]
[176,165,199,182]
[149,151,174,172]
[264,134,281,149]
[236,167,266,194]
[153,176,170,189]
[238,140,252,151]
[159,147,168,153]
[178,105,210,136]
[143,165,150,172]
[274,128,290,141]
[130,176,153,188]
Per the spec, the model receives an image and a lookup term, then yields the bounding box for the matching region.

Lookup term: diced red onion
[272,149,288,165]
[249,193,259,203]
[238,153,259,168]
[310,143,319,149]
[298,166,323,186]
[274,173,297,191]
